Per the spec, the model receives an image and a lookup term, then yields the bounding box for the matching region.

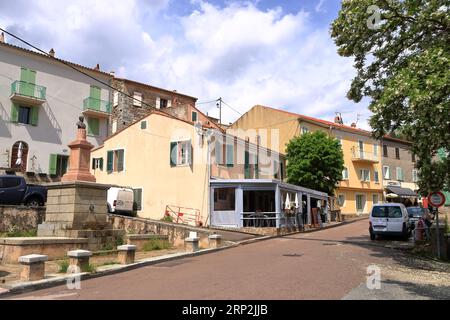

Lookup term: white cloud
[0,0,371,129]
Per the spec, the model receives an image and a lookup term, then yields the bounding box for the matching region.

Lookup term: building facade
[230,105,384,215]
[111,78,200,134]
[0,40,112,178]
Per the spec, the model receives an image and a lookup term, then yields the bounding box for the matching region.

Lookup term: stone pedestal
[117,245,136,265]
[185,237,200,253]
[18,254,48,281]
[68,249,92,272]
[208,234,222,249]
[61,128,96,182]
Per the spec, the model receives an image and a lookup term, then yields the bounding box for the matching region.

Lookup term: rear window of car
[0,177,21,188]
[372,206,403,218]
[407,207,425,217]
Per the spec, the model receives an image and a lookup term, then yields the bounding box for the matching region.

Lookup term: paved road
[5,219,450,300]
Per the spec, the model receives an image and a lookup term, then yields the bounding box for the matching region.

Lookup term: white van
[107,187,134,215]
[369,203,410,240]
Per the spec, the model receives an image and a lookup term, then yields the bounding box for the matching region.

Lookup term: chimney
[94,63,100,71]
[334,115,343,124]
[351,122,357,128]
[49,48,55,57]
[0,32,4,43]
[110,71,115,77]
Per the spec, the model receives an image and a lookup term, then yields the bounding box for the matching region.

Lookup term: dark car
[407,206,429,229]
[0,175,47,207]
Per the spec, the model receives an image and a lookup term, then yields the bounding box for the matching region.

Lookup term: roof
[0,41,113,78]
[381,135,413,145]
[385,186,418,197]
[114,77,198,102]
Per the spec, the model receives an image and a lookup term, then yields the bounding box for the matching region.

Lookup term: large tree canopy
[331,0,449,193]
[286,131,344,195]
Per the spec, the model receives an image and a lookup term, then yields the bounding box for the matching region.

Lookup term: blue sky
[0,0,371,129]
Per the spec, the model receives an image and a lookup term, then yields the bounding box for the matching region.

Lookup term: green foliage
[143,239,171,251]
[100,236,124,251]
[85,264,96,273]
[331,0,450,193]
[1,227,37,238]
[286,131,344,195]
[161,215,173,223]
[57,260,69,273]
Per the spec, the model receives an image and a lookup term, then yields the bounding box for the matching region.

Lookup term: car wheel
[370,232,376,241]
[26,197,41,207]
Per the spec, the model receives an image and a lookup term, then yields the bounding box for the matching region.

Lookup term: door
[90,86,101,110]
[356,194,365,213]
[387,206,404,233]
[0,177,26,205]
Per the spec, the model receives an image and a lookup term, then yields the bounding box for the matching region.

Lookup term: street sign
[428,191,446,208]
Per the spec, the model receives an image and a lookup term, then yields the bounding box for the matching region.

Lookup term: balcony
[82,97,111,118]
[351,147,379,163]
[10,81,46,106]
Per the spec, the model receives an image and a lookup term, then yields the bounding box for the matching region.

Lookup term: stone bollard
[117,245,137,265]
[208,234,222,249]
[185,237,200,253]
[68,250,92,273]
[18,254,48,281]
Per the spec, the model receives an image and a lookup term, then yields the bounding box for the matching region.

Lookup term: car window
[388,207,402,218]
[407,207,424,217]
[372,206,388,218]
[2,178,21,188]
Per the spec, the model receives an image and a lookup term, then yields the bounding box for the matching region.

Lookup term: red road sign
[427,191,446,208]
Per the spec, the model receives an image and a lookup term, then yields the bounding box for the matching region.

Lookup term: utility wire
[221,99,242,116]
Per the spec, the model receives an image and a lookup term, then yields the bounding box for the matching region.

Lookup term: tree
[331,0,450,194]
[286,131,344,195]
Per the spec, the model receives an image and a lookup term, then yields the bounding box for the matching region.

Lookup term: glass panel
[213,188,235,211]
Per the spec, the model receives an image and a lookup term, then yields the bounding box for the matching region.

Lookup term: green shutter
[99,158,103,171]
[226,144,234,167]
[244,151,250,179]
[87,117,99,136]
[141,121,147,130]
[49,154,57,175]
[192,111,197,122]
[170,142,177,167]
[274,160,279,179]
[30,107,39,126]
[133,189,142,211]
[215,139,222,165]
[107,151,113,172]
[90,86,101,110]
[21,67,36,84]
[11,103,19,122]
[254,155,259,179]
[117,149,124,172]
[188,140,193,165]
[92,158,96,170]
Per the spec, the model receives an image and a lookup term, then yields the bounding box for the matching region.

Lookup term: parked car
[107,187,134,215]
[0,175,47,207]
[406,206,430,230]
[369,203,410,241]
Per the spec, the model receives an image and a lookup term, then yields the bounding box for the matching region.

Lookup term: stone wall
[0,205,45,233]
[107,214,215,248]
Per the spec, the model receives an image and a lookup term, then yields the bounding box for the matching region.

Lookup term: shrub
[58,260,70,273]
[143,239,171,251]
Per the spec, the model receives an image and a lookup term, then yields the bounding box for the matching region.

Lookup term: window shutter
[215,139,222,165]
[87,117,99,136]
[92,158,96,170]
[359,169,363,181]
[167,100,172,108]
[226,144,234,167]
[30,107,39,126]
[273,160,279,179]
[244,151,250,179]
[156,97,161,109]
[170,142,177,167]
[90,85,101,100]
[254,154,259,178]
[192,111,197,122]
[188,140,193,165]
[99,158,103,171]
[117,149,124,172]
[49,154,57,175]
[11,103,19,122]
[107,151,113,172]
[21,67,36,84]
[141,121,147,130]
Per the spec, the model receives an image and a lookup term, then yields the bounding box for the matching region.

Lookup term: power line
[195,99,219,105]
[221,99,243,116]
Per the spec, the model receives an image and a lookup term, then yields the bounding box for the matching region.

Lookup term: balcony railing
[83,97,111,114]
[351,147,379,163]
[10,81,46,101]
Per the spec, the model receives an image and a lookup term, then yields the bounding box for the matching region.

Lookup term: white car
[369,203,410,240]
[107,187,134,215]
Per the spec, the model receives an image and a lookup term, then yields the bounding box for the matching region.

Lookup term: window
[342,167,349,180]
[374,170,379,183]
[338,194,345,207]
[18,106,31,124]
[107,149,125,173]
[359,169,370,182]
[226,143,234,167]
[49,154,69,176]
[133,188,143,211]
[396,167,404,181]
[92,158,103,170]
[383,166,390,180]
[170,141,192,167]
[140,121,147,130]
[112,120,117,134]
[356,194,365,212]
[113,91,119,106]
[372,206,402,218]
[213,188,235,211]
[280,162,284,180]
[133,92,142,107]
[160,98,168,108]
[1,177,22,188]
[87,117,100,136]
[372,194,379,205]
[412,153,416,162]
[214,137,234,167]
[395,147,400,159]
[191,111,198,122]
[373,144,379,157]
[301,126,309,134]
[11,141,29,171]
[383,145,388,157]
[12,105,38,126]
[412,169,418,183]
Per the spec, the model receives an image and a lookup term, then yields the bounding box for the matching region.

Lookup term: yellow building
[230,105,384,215]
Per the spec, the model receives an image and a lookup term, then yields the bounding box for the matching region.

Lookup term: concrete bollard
[18,254,48,281]
[208,234,222,249]
[67,250,92,273]
[185,237,200,253]
[117,245,137,265]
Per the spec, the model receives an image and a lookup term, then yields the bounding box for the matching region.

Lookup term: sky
[0,0,372,129]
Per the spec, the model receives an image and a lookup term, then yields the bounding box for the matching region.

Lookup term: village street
[6,219,450,300]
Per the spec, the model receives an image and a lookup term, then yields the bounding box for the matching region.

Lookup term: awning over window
[385,186,417,197]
